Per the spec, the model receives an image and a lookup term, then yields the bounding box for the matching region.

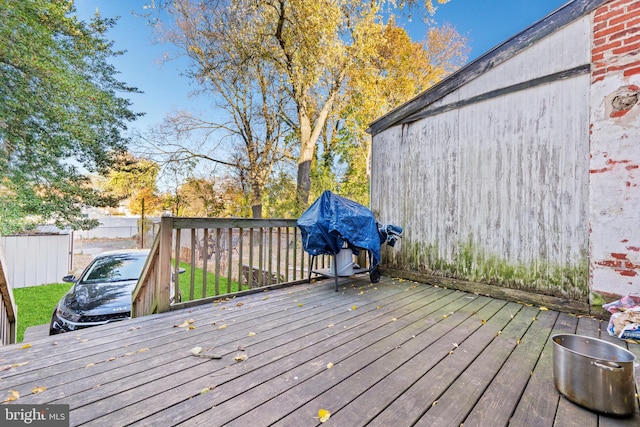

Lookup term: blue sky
[74,0,570,133]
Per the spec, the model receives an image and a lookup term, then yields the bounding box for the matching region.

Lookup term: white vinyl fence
[73,216,140,239]
[1,233,72,288]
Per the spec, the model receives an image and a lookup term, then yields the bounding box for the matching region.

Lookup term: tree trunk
[251,204,262,219]
[296,111,315,209]
[296,159,312,208]
[251,185,262,219]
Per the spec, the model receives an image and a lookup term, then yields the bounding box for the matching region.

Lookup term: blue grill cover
[296,191,381,268]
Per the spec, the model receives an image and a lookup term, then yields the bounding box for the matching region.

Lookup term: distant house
[369,0,639,310]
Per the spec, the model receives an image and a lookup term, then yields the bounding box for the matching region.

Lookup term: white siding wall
[371,18,592,299]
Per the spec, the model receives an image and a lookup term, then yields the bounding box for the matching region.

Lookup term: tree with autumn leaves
[0,0,467,234]
[335,20,468,204]
[148,0,467,215]
[0,0,141,234]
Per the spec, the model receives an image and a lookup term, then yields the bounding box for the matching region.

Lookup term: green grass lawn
[12,262,240,342]
[13,282,73,342]
[176,261,241,301]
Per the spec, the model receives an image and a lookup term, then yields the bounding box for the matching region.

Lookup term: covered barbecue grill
[297,190,402,291]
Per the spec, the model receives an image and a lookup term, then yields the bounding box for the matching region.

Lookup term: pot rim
[551,333,636,363]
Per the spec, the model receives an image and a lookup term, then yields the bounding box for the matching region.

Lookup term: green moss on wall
[589,292,605,307]
[386,240,589,301]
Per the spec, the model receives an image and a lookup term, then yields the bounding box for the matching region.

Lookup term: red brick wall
[589,0,640,299]
[592,0,640,83]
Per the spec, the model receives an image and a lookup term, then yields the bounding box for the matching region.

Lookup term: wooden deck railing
[132,217,330,317]
[0,243,17,345]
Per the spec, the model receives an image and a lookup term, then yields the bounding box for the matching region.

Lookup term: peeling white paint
[371,0,640,302]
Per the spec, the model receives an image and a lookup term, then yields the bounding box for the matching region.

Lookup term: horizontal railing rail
[132,217,330,317]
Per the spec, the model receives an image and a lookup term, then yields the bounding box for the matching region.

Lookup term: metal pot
[552,334,637,416]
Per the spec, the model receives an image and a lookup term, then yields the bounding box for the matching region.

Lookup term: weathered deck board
[462,308,559,426]
[275,295,496,427]
[231,294,497,427]
[0,276,638,426]
[414,304,545,427]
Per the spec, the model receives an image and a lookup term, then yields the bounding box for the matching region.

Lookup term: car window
[81,254,147,283]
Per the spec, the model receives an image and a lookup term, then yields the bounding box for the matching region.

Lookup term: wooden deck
[1,276,639,426]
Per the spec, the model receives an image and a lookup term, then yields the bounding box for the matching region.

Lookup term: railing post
[157,216,173,312]
[0,244,17,345]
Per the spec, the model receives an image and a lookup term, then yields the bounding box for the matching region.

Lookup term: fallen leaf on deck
[391,318,397,322]
[318,409,331,422]
[4,390,19,402]
[20,344,31,349]
[189,325,196,330]
[32,387,46,394]
[442,314,448,319]
[539,306,548,311]
[298,303,303,307]
[217,324,228,330]
[481,319,487,325]
[107,357,116,362]
[248,332,256,337]
[177,319,196,328]
[351,305,357,311]
[200,387,211,394]
[234,354,248,362]
[236,302,244,307]
[432,400,439,406]
[191,347,203,356]
[86,363,95,368]
[327,362,334,369]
